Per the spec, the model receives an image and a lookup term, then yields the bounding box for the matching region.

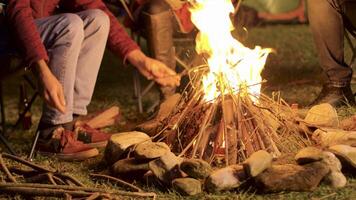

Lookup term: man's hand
[35,60,66,113]
[127,50,180,87]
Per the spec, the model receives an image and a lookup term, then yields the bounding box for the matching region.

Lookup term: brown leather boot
[37,127,99,161]
[309,84,356,107]
[143,10,177,99]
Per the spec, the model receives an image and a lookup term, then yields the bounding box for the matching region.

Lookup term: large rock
[180,159,212,179]
[312,129,356,147]
[243,150,273,177]
[295,148,346,188]
[149,152,184,184]
[329,145,356,169]
[172,178,202,196]
[255,162,330,192]
[304,103,339,128]
[321,151,342,172]
[134,142,171,160]
[104,131,151,165]
[324,171,347,188]
[321,151,346,188]
[204,165,247,193]
[295,147,323,164]
[110,158,149,176]
[136,94,181,136]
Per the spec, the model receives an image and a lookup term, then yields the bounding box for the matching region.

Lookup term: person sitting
[3,0,180,160]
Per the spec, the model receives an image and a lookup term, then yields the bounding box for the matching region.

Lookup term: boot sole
[37,148,99,161]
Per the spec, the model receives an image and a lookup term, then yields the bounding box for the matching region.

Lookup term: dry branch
[2,153,54,173]
[0,155,17,183]
[0,183,157,199]
[90,173,143,192]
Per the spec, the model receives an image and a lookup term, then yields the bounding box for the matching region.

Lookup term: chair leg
[14,91,38,128]
[28,129,40,161]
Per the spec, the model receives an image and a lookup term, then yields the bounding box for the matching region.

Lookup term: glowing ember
[189,0,272,102]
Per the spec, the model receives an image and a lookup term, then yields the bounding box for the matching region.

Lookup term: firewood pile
[138,84,313,166]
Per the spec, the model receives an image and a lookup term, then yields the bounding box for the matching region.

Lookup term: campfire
[151,0,311,165]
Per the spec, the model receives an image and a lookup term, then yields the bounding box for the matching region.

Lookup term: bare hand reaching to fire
[127,50,181,87]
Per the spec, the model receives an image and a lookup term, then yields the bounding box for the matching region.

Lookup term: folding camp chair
[0,3,39,156]
[0,58,39,156]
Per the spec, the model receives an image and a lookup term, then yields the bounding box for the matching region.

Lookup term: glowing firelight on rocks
[189,0,272,102]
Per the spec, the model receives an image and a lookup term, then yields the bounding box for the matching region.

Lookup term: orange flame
[189,0,272,101]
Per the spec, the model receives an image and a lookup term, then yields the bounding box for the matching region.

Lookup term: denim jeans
[308,0,356,87]
[34,9,110,125]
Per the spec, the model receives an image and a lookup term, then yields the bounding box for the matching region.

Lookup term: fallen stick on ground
[0,183,157,199]
[0,155,17,183]
[90,173,143,192]
[2,153,54,173]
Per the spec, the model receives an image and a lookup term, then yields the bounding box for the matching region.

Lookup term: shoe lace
[60,130,77,149]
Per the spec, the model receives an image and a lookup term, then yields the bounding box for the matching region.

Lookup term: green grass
[1,24,356,199]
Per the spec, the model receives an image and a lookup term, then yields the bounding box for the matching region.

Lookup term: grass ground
[1,24,356,199]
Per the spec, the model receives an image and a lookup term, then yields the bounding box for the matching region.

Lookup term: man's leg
[143,0,177,98]
[73,9,110,116]
[307,0,355,106]
[34,14,100,160]
[36,14,85,127]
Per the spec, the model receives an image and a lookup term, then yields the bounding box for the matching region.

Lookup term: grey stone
[255,162,330,192]
[134,142,171,160]
[324,171,347,188]
[243,150,272,177]
[295,147,323,164]
[304,103,339,128]
[204,165,247,193]
[110,158,149,176]
[329,145,356,168]
[321,151,342,172]
[180,159,212,179]
[104,131,151,165]
[172,178,202,196]
[149,152,184,184]
[312,129,356,147]
[320,151,346,188]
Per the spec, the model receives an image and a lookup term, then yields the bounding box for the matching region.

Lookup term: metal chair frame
[0,64,39,156]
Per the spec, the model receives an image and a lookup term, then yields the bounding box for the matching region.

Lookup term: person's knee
[59,13,84,38]
[146,0,170,15]
[307,0,324,9]
[83,9,110,30]
[308,0,343,10]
